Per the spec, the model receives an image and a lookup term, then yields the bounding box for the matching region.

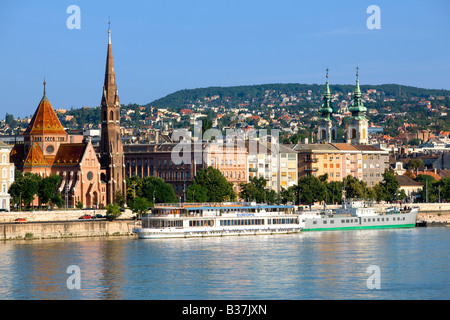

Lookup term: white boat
[299,199,419,231]
[132,202,302,239]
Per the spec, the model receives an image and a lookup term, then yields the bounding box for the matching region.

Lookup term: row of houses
[123,140,390,199]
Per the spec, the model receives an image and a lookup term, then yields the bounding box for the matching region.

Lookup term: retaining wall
[1,220,137,240]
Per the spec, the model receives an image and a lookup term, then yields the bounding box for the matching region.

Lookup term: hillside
[147,83,450,111]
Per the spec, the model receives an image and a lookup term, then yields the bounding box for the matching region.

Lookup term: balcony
[304,157,318,163]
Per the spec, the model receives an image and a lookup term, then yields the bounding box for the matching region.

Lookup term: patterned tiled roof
[24,95,67,136]
[23,143,49,167]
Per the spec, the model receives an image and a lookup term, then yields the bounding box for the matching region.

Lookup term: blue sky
[1,0,449,118]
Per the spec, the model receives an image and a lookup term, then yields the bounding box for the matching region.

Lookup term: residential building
[246,141,278,191]
[277,144,298,191]
[0,141,14,211]
[354,144,389,186]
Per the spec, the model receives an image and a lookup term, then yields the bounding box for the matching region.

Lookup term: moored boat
[132,202,302,239]
[299,199,419,231]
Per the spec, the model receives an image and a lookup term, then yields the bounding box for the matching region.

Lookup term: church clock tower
[100,26,126,204]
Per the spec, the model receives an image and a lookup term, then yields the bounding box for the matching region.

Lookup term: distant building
[0,141,14,211]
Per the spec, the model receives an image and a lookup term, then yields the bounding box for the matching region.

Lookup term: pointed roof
[101,27,120,108]
[318,68,333,120]
[24,81,67,136]
[23,143,49,167]
[348,67,367,118]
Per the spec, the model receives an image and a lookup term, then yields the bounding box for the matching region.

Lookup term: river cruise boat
[132,202,302,239]
[298,199,419,231]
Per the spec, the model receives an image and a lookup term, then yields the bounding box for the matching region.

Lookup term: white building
[0,141,15,211]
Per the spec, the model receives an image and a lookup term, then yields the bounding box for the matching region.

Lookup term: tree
[378,171,401,203]
[9,172,41,209]
[186,183,209,203]
[38,174,63,208]
[343,175,366,199]
[130,197,150,217]
[105,203,122,221]
[296,175,326,205]
[192,166,236,202]
[141,176,177,204]
[415,174,437,203]
[406,158,424,171]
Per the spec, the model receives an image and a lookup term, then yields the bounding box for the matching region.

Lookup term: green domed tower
[318,69,337,143]
[347,67,368,144]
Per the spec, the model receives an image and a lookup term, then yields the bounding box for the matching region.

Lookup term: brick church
[10,27,126,208]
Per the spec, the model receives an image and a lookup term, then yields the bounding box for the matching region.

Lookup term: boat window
[323,220,327,224]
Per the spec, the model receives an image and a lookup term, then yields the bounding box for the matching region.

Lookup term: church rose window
[87,171,93,181]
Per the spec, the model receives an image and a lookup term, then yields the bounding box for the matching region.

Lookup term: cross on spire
[43,78,46,96]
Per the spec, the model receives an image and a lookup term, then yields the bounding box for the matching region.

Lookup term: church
[10,27,126,208]
[317,67,369,145]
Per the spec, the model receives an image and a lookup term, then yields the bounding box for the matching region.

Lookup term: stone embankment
[0,209,138,241]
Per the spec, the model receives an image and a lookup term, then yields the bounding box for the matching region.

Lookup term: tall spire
[349,66,366,118]
[102,23,119,108]
[319,68,333,120]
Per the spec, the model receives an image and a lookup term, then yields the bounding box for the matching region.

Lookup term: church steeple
[317,69,337,143]
[99,25,126,205]
[348,66,367,119]
[347,67,369,145]
[318,68,333,121]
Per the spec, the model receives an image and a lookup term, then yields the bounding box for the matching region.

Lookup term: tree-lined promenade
[8,167,450,215]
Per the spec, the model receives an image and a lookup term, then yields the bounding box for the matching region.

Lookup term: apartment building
[0,141,14,211]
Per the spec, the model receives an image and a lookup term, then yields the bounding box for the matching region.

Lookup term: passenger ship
[299,199,419,231]
[132,202,302,239]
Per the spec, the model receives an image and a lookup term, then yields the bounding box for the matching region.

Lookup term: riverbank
[1,219,137,240]
[1,203,448,241]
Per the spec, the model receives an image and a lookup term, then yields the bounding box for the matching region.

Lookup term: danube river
[0,227,448,300]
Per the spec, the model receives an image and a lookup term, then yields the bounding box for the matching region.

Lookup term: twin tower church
[11,27,125,208]
[318,68,369,145]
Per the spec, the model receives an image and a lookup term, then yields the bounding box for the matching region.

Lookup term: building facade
[0,141,14,211]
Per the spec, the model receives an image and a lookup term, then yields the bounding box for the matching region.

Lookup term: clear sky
[1,0,449,118]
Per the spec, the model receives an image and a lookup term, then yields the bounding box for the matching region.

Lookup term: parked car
[15,218,27,223]
[78,214,92,220]
[0,208,9,212]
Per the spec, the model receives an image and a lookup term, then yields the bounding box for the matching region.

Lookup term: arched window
[331,129,336,141]
[362,129,367,139]
[351,128,357,139]
[321,129,326,140]
[110,110,114,121]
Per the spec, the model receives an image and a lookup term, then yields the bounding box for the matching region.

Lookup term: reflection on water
[0,228,449,300]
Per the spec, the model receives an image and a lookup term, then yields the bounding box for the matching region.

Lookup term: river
[0,227,448,300]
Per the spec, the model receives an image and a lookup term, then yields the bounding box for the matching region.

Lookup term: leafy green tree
[325,181,343,204]
[105,203,122,221]
[343,175,366,199]
[130,197,151,217]
[38,174,63,208]
[186,183,209,202]
[192,166,236,202]
[9,172,41,209]
[415,174,437,203]
[296,175,326,204]
[142,176,177,204]
[406,158,424,171]
[378,171,401,203]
